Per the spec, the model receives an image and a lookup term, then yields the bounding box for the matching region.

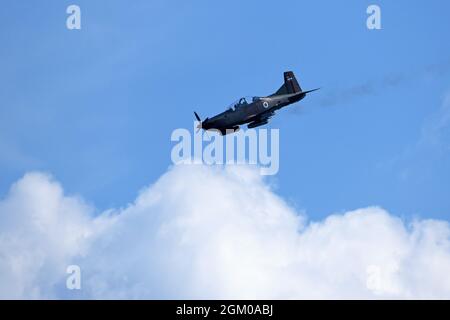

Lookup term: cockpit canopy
[227,96,261,111]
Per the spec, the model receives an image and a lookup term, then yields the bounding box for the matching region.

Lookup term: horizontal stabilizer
[301,88,320,95]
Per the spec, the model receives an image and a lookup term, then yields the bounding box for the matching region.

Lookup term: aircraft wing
[254,111,275,122]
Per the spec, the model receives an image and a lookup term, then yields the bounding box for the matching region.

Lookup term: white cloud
[0,165,450,299]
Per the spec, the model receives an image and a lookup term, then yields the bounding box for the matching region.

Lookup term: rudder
[284,71,301,94]
[272,71,302,96]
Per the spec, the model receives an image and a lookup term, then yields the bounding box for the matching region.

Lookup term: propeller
[194,111,203,133]
[194,111,211,138]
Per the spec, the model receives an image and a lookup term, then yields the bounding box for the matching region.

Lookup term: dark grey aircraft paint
[194,71,319,135]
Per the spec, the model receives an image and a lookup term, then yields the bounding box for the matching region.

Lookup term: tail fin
[272,71,302,96]
[284,71,302,93]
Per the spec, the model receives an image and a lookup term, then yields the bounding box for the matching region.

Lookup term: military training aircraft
[194,71,319,135]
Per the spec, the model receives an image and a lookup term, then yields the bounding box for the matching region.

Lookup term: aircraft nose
[200,119,210,129]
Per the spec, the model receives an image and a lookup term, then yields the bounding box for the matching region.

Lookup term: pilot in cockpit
[239,97,248,105]
[230,97,250,111]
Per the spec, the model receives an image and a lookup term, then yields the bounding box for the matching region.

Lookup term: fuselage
[202,91,306,131]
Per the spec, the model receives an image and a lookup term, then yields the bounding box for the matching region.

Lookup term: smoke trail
[318,59,450,107]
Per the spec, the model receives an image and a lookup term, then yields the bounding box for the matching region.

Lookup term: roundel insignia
[263,101,269,109]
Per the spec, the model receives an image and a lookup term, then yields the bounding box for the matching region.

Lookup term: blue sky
[1,0,449,222]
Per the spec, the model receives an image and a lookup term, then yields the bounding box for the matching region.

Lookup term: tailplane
[272,71,302,96]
